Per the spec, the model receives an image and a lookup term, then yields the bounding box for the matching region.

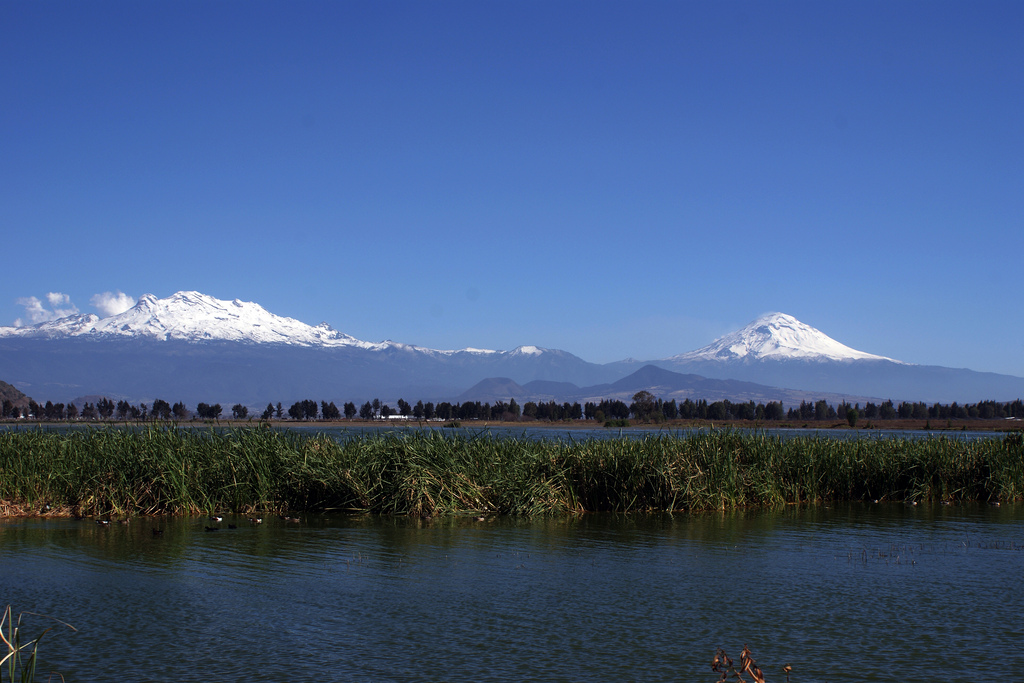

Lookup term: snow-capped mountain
[644,312,1024,403]
[0,291,610,404]
[0,291,548,357]
[1,291,385,349]
[669,312,898,364]
[2,295,1023,405]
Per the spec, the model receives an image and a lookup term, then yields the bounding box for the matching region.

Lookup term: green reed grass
[1,427,1021,517]
[1,606,75,683]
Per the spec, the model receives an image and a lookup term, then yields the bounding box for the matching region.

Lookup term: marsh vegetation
[1,428,1021,518]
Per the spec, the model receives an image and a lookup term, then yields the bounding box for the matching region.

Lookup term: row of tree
[788,398,1024,422]
[3,394,1023,424]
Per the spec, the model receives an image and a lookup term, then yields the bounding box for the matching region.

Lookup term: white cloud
[91,291,136,317]
[14,292,80,327]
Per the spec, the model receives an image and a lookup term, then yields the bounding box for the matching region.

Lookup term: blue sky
[3,1,1023,376]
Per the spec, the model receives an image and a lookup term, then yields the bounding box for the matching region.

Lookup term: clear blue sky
[3,1,1022,376]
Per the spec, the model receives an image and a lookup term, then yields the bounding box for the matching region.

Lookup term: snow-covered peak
[510,345,544,356]
[0,291,377,348]
[0,290,511,355]
[670,312,899,363]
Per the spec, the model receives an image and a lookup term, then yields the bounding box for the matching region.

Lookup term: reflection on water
[2,505,1023,682]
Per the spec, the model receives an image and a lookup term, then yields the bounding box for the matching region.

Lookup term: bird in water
[209,515,223,522]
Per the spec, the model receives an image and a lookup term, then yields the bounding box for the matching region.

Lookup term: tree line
[3,392,1023,424]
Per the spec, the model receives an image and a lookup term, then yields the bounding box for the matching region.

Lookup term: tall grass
[1,427,1021,516]
[1,606,75,683]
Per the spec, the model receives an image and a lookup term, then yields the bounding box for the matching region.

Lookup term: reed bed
[0,427,1021,517]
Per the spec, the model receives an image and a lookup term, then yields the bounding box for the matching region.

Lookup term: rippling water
[2,504,1022,682]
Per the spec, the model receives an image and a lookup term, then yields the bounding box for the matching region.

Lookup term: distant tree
[630,391,657,421]
[152,399,172,420]
[846,407,858,428]
[343,402,357,419]
[288,402,303,420]
[359,402,373,420]
[380,404,393,418]
[603,400,630,420]
[458,401,480,420]
[275,402,283,419]
[196,403,222,420]
[97,398,115,420]
[321,401,340,420]
[232,404,248,420]
[879,400,897,420]
[372,398,381,418]
[733,401,756,421]
[262,403,274,420]
[172,402,189,420]
[116,400,131,420]
[1,399,12,418]
[814,399,830,421]
[397,399,411,417]
[707,401,727,421]
[81,402,97,420]
[508,398,521,419]
[423,401,435,421]
[66,403,78,420]
[413,400,425,419]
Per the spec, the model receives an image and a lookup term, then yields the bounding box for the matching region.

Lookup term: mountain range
[1,291,1022,407]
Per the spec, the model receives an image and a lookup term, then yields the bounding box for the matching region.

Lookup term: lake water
[3,504,1022,682]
